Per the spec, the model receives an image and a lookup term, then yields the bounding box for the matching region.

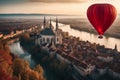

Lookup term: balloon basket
[98,35,103,39]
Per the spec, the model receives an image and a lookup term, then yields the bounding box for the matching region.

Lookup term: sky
[0,0,120,16]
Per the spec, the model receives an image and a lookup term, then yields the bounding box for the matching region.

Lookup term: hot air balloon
[87,3,117,39]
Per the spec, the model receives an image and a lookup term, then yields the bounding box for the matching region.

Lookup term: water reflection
[52,22,120,51]
[9,42,25,55]
[9,42,36,67]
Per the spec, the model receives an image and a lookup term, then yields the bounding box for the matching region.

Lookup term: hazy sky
[0,0,120,15]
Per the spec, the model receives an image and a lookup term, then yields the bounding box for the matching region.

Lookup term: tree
[12,58,29,76]
[12,58,45,80]
[34,64,45,80]
[34,64,44,74]
[0,66,12,80]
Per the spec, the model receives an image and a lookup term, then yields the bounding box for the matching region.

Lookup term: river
[8,21,120,80]
[9,42,36,68]
[52,22,120,52]
[9,42,62,80]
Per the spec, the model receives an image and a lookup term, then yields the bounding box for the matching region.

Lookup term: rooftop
[40,28,55,36]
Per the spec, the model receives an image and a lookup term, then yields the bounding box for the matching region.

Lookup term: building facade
[35,17,62,45]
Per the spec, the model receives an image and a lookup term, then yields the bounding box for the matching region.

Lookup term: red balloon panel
[87,4,117,35]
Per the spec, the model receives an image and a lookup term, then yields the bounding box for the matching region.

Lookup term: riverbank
[2,17,120,80]
[19,38,75,80]
[0,41,45,80]
[58,18,120,39]
[19,26,120,80]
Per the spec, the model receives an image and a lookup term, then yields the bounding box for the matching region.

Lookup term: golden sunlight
[0,0,120,15]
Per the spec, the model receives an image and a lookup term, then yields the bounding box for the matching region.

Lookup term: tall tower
[50,18,52,29]
[56,17,58,31]
[43,16,46,29]
[114,44,118,51]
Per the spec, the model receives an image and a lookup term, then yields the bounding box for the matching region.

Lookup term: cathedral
[35,17,62,46]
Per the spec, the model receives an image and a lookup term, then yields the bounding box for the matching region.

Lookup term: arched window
[43,38,45,43]
[47,38,50,43]
[51,38,53,42]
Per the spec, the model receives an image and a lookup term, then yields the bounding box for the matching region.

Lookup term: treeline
[28,46,74,80]
[0,41,45,80]
[19,33,74,80]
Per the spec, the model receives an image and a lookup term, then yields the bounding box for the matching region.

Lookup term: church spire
[50,18,52,29]
[114,44,118,51]
[56,17,58,31]
[43,16,46,28]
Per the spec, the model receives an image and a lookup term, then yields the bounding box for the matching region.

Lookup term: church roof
[40,28,55,35]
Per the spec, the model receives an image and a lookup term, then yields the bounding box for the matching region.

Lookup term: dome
[40,28,55,35]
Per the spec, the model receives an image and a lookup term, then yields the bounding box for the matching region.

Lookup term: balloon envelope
[87,4,117,35]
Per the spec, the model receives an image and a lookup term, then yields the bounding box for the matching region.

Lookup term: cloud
[29,0,86,3]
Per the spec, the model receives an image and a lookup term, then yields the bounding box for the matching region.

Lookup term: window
[51,38,53,42]
[43,38,45,43]
[47,38,50,43]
